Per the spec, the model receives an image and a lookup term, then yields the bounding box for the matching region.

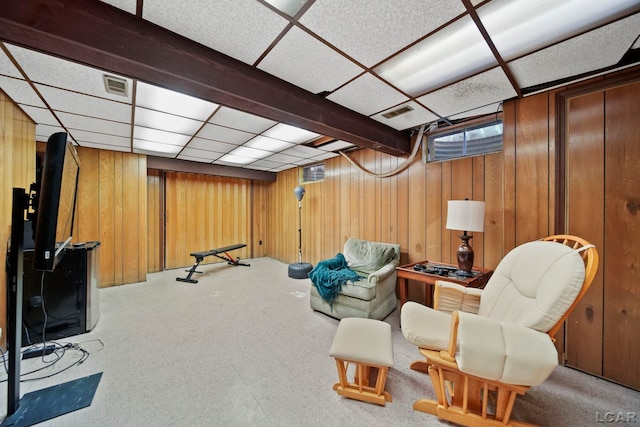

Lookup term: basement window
[301,163,325,183]
[426,119,503,162]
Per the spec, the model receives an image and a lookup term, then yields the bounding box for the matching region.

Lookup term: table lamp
[445,199,485,277]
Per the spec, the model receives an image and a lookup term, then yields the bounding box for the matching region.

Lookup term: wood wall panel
[514,92,551,244]
[75,148,147,287]
[147,169,163,273]
[602,81,640,389]
[164,172,251,269]
[0,92,36,346]
[565,91,605,373]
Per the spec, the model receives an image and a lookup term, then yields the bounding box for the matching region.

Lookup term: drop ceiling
[0,0,639,176]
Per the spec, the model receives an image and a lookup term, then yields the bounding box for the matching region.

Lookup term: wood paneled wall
[262,100,558,298]
[74,147,148,287]
[263,148,508,302]
[147,169,163,273]
[163,172,252,269]
[0,91,36,343]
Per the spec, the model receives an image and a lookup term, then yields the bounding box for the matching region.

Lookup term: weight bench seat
[176,243,249,283]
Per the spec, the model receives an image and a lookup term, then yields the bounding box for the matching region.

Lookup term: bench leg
[176,257,204,283]
[214,252,250,266]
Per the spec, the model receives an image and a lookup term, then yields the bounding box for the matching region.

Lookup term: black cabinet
[22,242,100,345]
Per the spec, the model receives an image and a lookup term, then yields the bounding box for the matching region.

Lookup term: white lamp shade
[446,200,485,232]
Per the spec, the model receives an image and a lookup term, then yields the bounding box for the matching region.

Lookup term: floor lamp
[288,186,313,278]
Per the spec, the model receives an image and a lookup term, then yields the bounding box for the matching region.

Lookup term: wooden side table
[396,261,493,307]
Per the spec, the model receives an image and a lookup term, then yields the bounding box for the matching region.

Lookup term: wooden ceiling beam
[0,0,411,156]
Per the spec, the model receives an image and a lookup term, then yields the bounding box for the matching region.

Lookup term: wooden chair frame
[408,235,599,427]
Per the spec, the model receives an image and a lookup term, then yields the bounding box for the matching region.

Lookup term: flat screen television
[32,132,81,271]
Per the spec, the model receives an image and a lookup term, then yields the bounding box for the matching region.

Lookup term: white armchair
[310,238,400,320]
[401,235,599,427]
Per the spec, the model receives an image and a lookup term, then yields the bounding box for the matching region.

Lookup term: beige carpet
[1,257,638,426]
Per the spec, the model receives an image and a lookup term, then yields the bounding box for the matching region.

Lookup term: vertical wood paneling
[99,151,115,286]
[0,92,36,346]
[514,93,551,244]
[147,169,163,273]
[565,91,605,373]
[76,148,148,287]
[602,82,640,389]
[164,172,251,269]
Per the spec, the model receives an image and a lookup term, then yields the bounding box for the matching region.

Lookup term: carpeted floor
[1,257,638,426]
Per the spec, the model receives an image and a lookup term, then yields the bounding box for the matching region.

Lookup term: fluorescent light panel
[134,107,203,135]
[136,82,217,120]
[133,126,191,146]
[218,154,256,165]
[244,135,294,152]
[478,0,640,61]
[262,123,319,143]
[133,139,182,154]
[229,146,271,159]
[263,0,308,16]
[375,16,496,96]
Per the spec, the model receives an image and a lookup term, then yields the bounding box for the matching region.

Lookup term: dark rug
[1,372,102,427]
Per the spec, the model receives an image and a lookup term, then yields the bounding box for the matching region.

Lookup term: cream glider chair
[401,235,599,427]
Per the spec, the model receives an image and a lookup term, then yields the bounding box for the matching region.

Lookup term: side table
[396,261,493,307]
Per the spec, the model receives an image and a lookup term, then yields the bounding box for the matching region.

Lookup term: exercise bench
[176,243,249,283]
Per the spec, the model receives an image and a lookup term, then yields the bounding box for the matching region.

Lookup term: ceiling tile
[0,76,46,107]
[258,26,363,94]
[508,12,640,89]
[208,107,276,134]
[370,101,438,131]
[195,123,254,145]
[35,124,69,141]
[142,0,289,65]
[72,130,131,148]
[264,152,304,163]
[279,145,325,158]
[418,67,517,118]
[299,0,466,67]
[18,105,59,126]
[100,0,137,14]
[35,84,132,123]
[80,141,129,152]
[56,112,131,138]
[316,140,355,152]
[327,73,409,116]
[449,102,503,121]
[247,159,286,169]
[0,46,23,78]
[6,44,132,102]
[178,147,223,161]
[186,137,238,153]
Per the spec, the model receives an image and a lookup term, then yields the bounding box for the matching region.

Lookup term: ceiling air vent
[382,105,413,119]
[103,74,128,97]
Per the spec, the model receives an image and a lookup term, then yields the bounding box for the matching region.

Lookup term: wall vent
[382,105,413,119]
[103,74,128,97]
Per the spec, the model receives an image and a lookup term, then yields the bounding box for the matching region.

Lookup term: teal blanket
[309,253,363,307]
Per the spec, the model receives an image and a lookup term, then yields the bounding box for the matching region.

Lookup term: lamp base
[288,262,313,279]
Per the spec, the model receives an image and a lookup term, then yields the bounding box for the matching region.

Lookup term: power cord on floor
[0,339,100,383]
